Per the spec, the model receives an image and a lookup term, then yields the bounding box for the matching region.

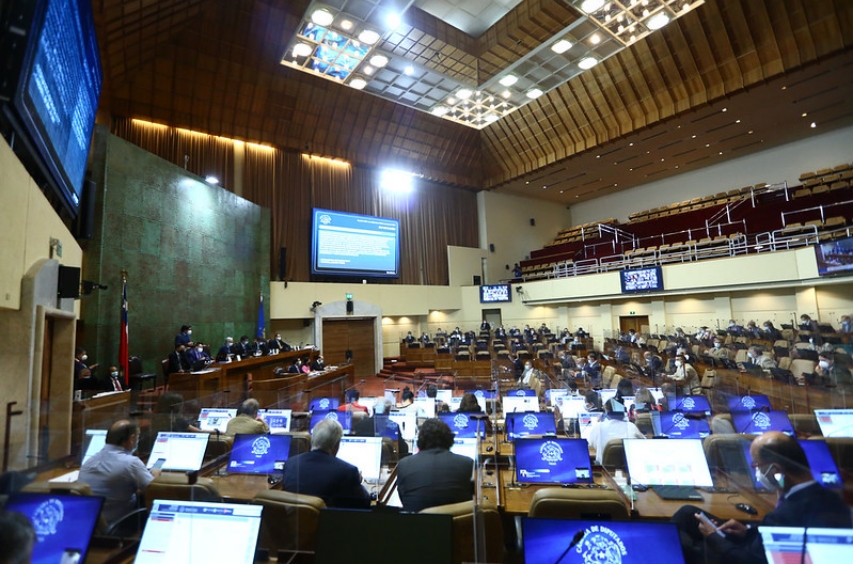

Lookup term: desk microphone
[554,530,586,564]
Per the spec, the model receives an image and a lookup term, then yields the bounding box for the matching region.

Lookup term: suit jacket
[282,449,370,508]
[167,351,189,374]
[233,342,251,357]
[268,338,291,352]
[396,448,474,512]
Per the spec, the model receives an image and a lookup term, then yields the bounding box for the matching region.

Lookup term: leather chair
[420,500,503,564]
[22,480,93,496]
[527,487,630,520]
[601,438,626,470]
[251,490,325,554]
[822,437,853,474]
[129,355,157,391]
[703,433,756,473]
[144,473,221,512]
[204,433,234,460]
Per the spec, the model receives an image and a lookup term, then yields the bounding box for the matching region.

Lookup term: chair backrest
[821,438,853,474]
[420,500,503,564]
[734,349,748,363]
[252,490,326,554]
[777,357,792,370]
[703,434,756,472]
[528,487,630,520]
[144,473,221,512]
[789,359,817,382]
[601,438,626,470]
[22,481,94,496]
[603,365,617,382]
[129,356,143,375]
[701,369,716,389]
[204,434,234,460]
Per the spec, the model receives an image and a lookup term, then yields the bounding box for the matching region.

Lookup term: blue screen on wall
[311,208,400,278]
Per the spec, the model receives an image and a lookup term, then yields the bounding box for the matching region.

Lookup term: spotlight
[205,176,219,184]
[311,9,334,26]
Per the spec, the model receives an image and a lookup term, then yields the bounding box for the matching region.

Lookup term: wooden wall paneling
[322,319,376,379]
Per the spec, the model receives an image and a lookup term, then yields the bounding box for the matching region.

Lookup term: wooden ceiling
[94,0,853,202]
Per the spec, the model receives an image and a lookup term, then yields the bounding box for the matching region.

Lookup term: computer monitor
[5,493,103,564]
[515,438,592,484]
[227,434,292,474]
[732,410,794,435]
[336,436,383,482]
[413,397,436,418]
[555,395,587,419]
[448,395,487,413]
[656,412,711,439]
[472,389,496,399]
[522,517,685,564]
[450,438,478,462]
[669,395,711,415]
[546,388,568,405]
[739,439,842,490]
[438,412,485,438]
[727,394,772,413]
[198,408,237,433]
[623,438,714,487]
[136,500,262,564]
[146,432,209,472]
[309,410,352,434]
[506,412,557,441]
[81,429,107,464]
[647,388,664,402]
[309,397,340,411]
[577,412,601,440]
[760,526,853,564]
[507,388,537,397]
[388,411,417,440]
[814,409,853,437]
[597,389,617,405]
[502,395,539,414]
[257,408,292,434]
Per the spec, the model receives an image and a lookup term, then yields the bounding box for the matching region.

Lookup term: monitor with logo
[502,395,539,414]
[655,412,711,439]
[727,394,772,412]
[577,412,601,440]
[146,432,209,472]
[760,526,853,564]
[336,436,383,482]
[738,439,842,490]
[732,410,794,435]
[506,412,557,441]
[623,438,714,487]
[198,408,237,433]
[515,438,592,484]
[309,410,352,434]
[136,500,262,564]
[597,389,617,405]
[257,408,292,434]
[450,438,478,462]
[438,412,485,438]
[227,434,292,474]
[5,493,103,564]
[814,409,853,438]
[309,397,341,411]
[522,517,685,564]
[669,395,711,415]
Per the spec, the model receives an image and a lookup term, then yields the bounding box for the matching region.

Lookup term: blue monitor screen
[310,208,400,278]
[515,438,592,484]
[227,434,292,474]
[815,236,853,278]
[669,395,711,415]
[310,410,352,433]
[5,493,103,564]
[620,266,664,293]
[741,440,841,489]
[727,394,772,412]
[733,410,794,435]
[438,412,484,438]
[364,414,400,441]
[309,397,340,411]
[522,518,685,564]
[472,390,496,399]
[656,412,710,439]
[506,412,557,441]
[507,389,537,397]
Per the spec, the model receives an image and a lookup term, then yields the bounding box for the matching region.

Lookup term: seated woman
[456,392,492,433]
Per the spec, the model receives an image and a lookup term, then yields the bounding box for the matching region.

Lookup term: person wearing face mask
[762,321,782,342]
[78,420,160,527]
[741,346,776,373]
[726,319,744,336]
[73,348,99,391]
[106,364,125,391]
[815,352,852,389]
[706,338,729,360]
[580,352,602,388]
[174,324,194,348]
[671,431,852,564]
[186,342,212,369]
[799,314,822,345]
[840,315,852,335]
[232,335,251,358]
[667,354,699,395]
[520,361,541,393]
[642,351,663,384]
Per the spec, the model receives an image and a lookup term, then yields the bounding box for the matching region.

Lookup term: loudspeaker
[57,266,80,298]
[529,218,535,226]
[75,179,96,240]
[346,300,354,314]
[279,247,287,281]
[473,275,481,285]
[489,243,495,252]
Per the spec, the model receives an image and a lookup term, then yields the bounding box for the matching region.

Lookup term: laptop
[450,438,478,462]
[732,410,794,435]
[506,412,557,441]
[136,500,262,564]
[308,397,340,411]
[654,411,711,439]
[309,410,352,434]
[227,434,292,474]
[257,408,292,434]
[388,411,417,440]
[759,526,853,564]
[814,409,853,438]
[438,412,485,438]
[336,436,383,483]
[624,438,712,500]
[515,438,592,484]
[522,517,686,564]
[50,429,107,483]
[146,432,209,472]
[727,394,772,413]
[669,395,711,416]
[4,493,103,564]
[737,439,843,490]
[502,395,539,414]
[198,408,237,433]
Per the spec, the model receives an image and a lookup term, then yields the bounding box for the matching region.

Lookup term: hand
[695,513,719,537]
[718,519,748,538]
[150,468,162,478]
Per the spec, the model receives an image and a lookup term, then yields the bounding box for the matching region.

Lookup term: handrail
[781,198,853,227]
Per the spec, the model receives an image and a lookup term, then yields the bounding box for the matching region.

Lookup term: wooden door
[322,319,375,379]
[619,315,649,334]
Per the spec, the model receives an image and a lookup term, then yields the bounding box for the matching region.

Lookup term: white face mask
[525,365,532,370]
[809,338,814,344]
[110,371,119,377]
[764,326,770,331]
[755,465,783,491]
[819,360,830,369]
[675,360,683,367]
[80,354,88,361]
[714,343,721,348]
[197,346,203,352]
[187,330,192,335]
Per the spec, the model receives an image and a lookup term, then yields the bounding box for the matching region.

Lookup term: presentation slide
[311,208,400,277]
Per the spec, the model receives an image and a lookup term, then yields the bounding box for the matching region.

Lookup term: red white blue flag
[119,277,129,385]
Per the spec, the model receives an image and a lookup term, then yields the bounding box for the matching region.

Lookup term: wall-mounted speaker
[473,275,481,285]
[57,266,80,298]
[489,243,495,252]
[279,247,287,281]
[346,300,354,314]
[529,218,535,226]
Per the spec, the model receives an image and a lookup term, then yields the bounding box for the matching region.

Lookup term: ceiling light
[369,54,388,67]
[385,12,401,30]
[526,88,543,99]
[456,88,473,100]
[499,74,518,86]
[358,29,381,45]
[590,33,601,45]
[578,57,598,69]
[292,43,313,58]
[431,105,449,117]
[350,77,367,90]
[810,122,817,128]
[551,39,573,54]
[380,169,414,193]
[648,13,669,29]
[363,65,374,75]
[801,112,808,117]
[581,0,605,13]
[484,114,500,123]
[311,9,334,27]
[501,90,511,99]
[404,65,414,75]
[340,19,353,31]
[205,176,219,184]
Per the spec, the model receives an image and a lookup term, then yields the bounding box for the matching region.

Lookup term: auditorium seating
[527,487,630,520]
[252,490,326,555]
[144,473,221,512]
[420,500,504,564]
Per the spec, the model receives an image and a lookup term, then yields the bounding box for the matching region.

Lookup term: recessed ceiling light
[358,29,381,45]
[340,19,353,31]
[385,12,401,30]
[648,12,670,30]
[484,114,499,123]
[590,33,601,45]
[581,0,605,13]
[457,89,473,99]
[552,39,573,54]
[363,65,375,75]
[205,176,219,184]
[311,9,334,27]
[801,112,808,117]
[369,54,388,67]
[810,122,817,128]
[526,88,543,99]
[578,57,598,70]
[722,107,727,112]
[735,119,741,123]
[499,74,518,87]
[350,77,367,90]
[292,43,313,57]
[431,105,449,117]
[404,65,414,75]
[501,90,511,99]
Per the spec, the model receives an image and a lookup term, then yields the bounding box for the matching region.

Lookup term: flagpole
[119,270,129,386]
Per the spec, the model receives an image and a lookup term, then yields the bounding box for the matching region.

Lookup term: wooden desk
[303,365,355,404]
[499,469,622,515]
[72,391,132,455]
[251,373,306,409]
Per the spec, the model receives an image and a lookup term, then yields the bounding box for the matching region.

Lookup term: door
[322,319,376,379]
[619,315,649,334]
[482,308,502,330]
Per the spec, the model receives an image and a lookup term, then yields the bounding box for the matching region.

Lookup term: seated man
[840,315,852,334]
[78,420,160,526]
[250,337,268,356]
[232,336,252,358]
[225,398,270,435]
[672,431,852,564]
[168,344,191,375]
[742,346,776,373]
[815,351,852,389]
[268,333,291,352]
[186,343,212,368]
[706,338,729,360]
[310,355,326,372]
[668,354,699,395]
[337,390,369,414]
[579,352,602,388]
[588,399,645,465]
[642,351,663,381]
[287,358,302,373]
[282,419,370,508]
[418,332,431,345]
[403,331,416,344]
[217,337,234,361]
[352,398,408,456]
[396,419,474,512]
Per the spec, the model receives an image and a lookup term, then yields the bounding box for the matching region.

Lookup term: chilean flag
[119,277,129,385]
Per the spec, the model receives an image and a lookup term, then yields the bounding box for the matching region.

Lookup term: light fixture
[404,65,414,75]
[501,90,511,99]
[526,88,543,99]
[369,54,388,67]
[292,42,313,57]
[431,105,449,116]
[484,114,500,123]
[358,29,381,45]
[311,8,334,26]
[810,122,817,128]
[340,19,353,31]
[499,74,518,86]
[380,168,415,193]
[590,33,601,45]
[647,12,670,30]
[385,12,401,30]
[578,56,598,69]
[350,77,367,90]
[205,175,219,184]
[456,88,473,99]
[581,0,605,13]
[551,39,573,54]
[363,65,375,75]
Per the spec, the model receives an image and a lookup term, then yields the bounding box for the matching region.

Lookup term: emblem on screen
[453,414,469,428]
[318,398,330,409]
[515,390,526,397]
[672,413,690,430]
[539,440,564,464]
[251,436,271,456]
[753,412,772,430]
[324,412,339,421]
[32,498,65,540]
[474,390,484,398]
[319,214,332,225]
[681,397,695,409]
[577,525,628,564]
[522,414,540,430]
[741,396,756,410]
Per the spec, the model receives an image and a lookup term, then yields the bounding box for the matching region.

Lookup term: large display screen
[2,0,102,217]
[479,284,512,303]
[310,208,400,278]
[620,266,664,293]
[814,236,853,278]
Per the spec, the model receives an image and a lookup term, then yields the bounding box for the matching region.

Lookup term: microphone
[554,530,586,564]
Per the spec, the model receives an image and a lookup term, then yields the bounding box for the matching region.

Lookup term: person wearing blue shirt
[174,325,193,347]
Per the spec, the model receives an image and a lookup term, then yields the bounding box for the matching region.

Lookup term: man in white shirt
[588,399,645,465]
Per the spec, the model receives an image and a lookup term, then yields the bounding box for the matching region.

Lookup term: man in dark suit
[174,325,194,347]
[168,344,190,375]
[642,351,663,383]
[282,419,370,508]
[672,431,852,564]
[232,335,251,358]
[396,419,473,512]
[268,333,291,352]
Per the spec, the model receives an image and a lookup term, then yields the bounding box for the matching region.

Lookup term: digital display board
[479,284,512,303]
[311,208,400,278]
[620,266,664,293]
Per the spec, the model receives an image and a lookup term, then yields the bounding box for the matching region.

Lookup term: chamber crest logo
[251,436,271,456]
[318,398,330,409]
[753,411,772,429]
[453,414,469,428]
[522,414,540,430]
[741,396,756,410]
[32,498,64,541]
[672,412,690,430]
[681,397,696,410]
[576,525,628,564]
[324,411,339,421]
[539,440,564,464]
[319,214,332,225]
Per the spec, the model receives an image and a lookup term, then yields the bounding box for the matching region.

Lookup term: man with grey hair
[282,419,370,508]
[225,398,269,435]
[353,397,408,456]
